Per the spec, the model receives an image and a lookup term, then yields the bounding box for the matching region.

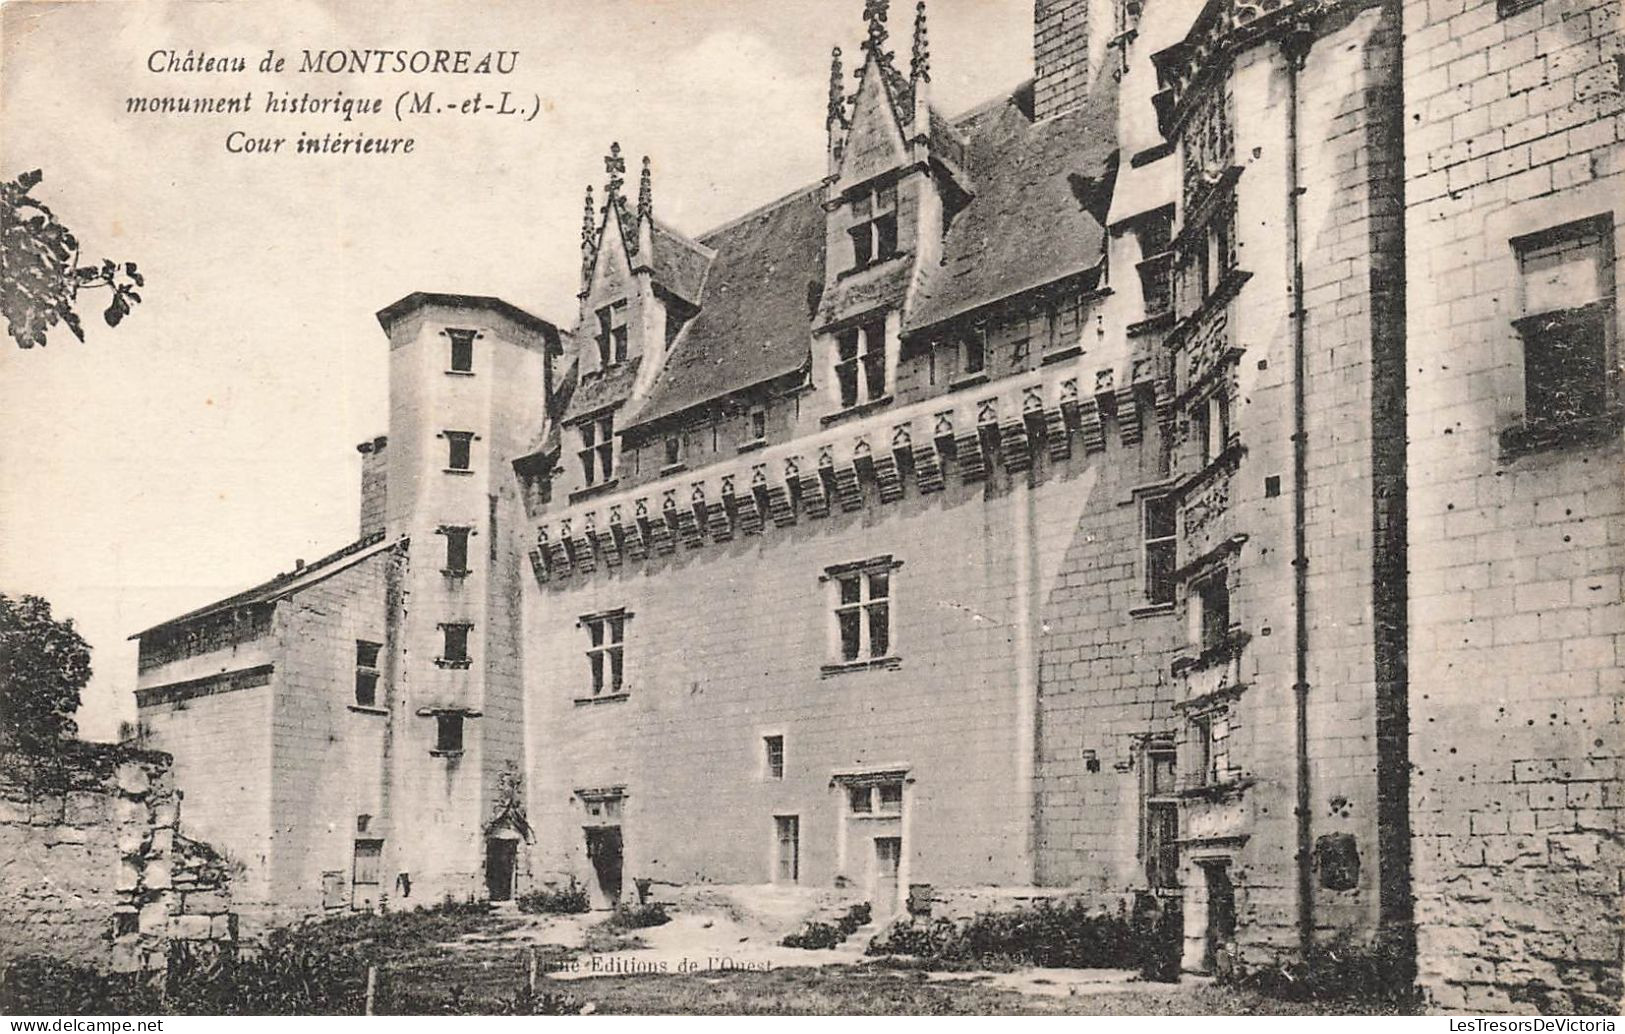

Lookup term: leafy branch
[1,168,145,348]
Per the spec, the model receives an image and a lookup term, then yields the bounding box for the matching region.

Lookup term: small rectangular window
[448,329,475,373]
[765,735,785,779]
[774,815,800,883]
[442,527,471,574]
[962,325,987,376]
[664,435,682,468]
[354,640,382,707]
[445,431,474,472]
[435,713,464,753]
[1142,495,1177,606]
[749,407,767,442]
[584,610,627,697]
[439,623,471,664]
[1193,572,1230,654]
[1198,392,1230,465]
[862,320,888,401]
[835,329,861,408]
[877,781,903,814]
[1510,216,1616,442]
[847,784,873,813]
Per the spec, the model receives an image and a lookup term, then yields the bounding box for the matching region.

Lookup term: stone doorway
[585,826,623,909]
[873,836,902,920]
[484,838,516,902]
[1201,860,1236,974]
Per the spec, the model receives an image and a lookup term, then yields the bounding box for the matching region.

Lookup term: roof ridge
[696,182,826,245]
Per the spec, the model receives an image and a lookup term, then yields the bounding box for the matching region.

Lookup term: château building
[131,0,1623,1012]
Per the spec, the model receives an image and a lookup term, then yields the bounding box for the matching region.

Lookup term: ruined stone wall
[1402,0,1625,1013]
[0,743,234,974]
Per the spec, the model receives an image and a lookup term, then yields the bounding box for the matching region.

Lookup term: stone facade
[0,742,236,974]
[127,0,1622,1013]
[1402,0,1624,1012]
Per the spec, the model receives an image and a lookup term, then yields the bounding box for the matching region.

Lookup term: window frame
[1141,493,1178,608]
[354,640,382,708]
[577,415,616,486]
[834,319,890,409]
[1190,570,1231,656]
[764,735,785,780]
[846,184,899,272]
[439,525,472,576]
[1504,215,1618,452]
[434,712,465,754]
[582,608,629,698]
[437,622,472,667]
[595,300,629,369]
[828,562,895,664]
[444,430,475,472]
[1141,740,1180,890]
[447,328,476,374]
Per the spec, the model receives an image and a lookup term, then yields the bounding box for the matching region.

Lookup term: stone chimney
[357,435,388,538]
[1033,0,1094,120]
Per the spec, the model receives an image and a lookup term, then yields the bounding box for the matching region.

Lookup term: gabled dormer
[814,1,972,418]
[560,145,716,498]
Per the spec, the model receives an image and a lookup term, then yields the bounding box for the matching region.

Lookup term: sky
[0,0,1033,740]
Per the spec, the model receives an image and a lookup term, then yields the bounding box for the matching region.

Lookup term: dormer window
[848,185,898,271]
[578,415,615,486]
[595,301,628,369]
[961,323,987,377]
[835,319,888,408]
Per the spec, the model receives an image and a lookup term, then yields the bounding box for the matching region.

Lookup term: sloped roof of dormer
[905,72,1120,333]
[627,184,826,430]
[648,220,715,307]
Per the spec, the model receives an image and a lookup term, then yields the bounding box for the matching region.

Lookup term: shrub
[781,921,842,949]
[605,900,670,930]
[517,879,590,915]
[1225,930,1419,1007]
[865,899,1147,971]
[782,902,873,949]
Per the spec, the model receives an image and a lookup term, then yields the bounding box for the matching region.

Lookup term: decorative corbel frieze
[954,428,987,482]
[999,419,1032,473]
[912,441,946,493]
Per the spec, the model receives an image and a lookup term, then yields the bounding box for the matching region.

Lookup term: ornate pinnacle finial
[827,46,847,127]
[581,185,596,250]
[863,0,890,59]
[911,1,929,83]
[603,142,626,203]
[637,156,652,221]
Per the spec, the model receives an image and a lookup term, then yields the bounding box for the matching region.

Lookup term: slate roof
[649,221,714,307]
[131,532,400,639]
[628,185,826,429]
[905,76,1120,333]
[561,355,643,424]
[619,75,1118,427]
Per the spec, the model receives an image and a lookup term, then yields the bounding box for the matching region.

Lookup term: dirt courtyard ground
[382,893,1412,1015]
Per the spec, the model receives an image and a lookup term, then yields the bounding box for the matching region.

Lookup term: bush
[605,900,670,930]
[517,879,590,915]
[782,921,842,949]
[865,899,1147,971]
[1225,931,1419,1007]
[782,902,872,949]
